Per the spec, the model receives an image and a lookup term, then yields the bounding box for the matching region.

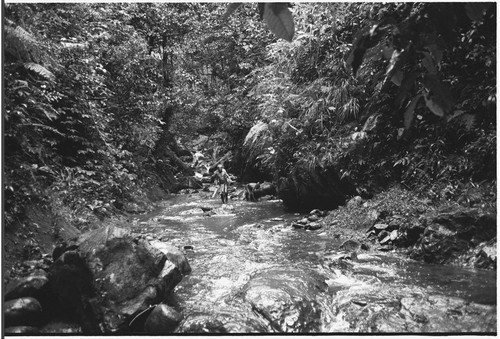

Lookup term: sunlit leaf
[403,94,422,129]
[24,62,55,81]
[424,94,445,117]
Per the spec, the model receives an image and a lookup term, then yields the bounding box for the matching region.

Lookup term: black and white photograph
[3,1,497,335]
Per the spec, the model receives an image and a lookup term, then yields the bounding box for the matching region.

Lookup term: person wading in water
[212,164,231,203]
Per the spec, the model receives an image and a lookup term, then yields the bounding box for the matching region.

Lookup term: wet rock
[399,294,497,332]
[373,223,389,231]
[144,304,183,333]
[377,230,389,242]
[340,239,361,252]
[5,275,49,301]
[305,222,322,231]
[361,209,381,229]
[5,297,43,327]
[40,320,82,334]
[251,183,277,201]
[149,240,192,275]
[307,214,320,222]
[5,326,40,334]
[473,240,497,270]
[291,222,305,230]
[242,268,328,332]
[76,227,186,332]
[409,209,496,265]
[179,314,268,333]
[309,209,324,216]
[180,208,204,215]
[347,196,363,208]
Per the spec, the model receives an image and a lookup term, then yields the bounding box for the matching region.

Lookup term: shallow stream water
[132,191,496,333]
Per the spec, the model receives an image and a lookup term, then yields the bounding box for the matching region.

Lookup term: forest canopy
[3,2,496,226]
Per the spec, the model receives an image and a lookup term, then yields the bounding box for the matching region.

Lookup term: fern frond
[4,20,50,64]
[24,62,55,81]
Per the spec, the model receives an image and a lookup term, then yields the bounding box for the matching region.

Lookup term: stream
[131,189,497,333]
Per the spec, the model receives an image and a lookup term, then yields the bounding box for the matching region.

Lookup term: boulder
[246,182,277,201]
[149,240,192,275]
[76,227,186,332]
[305,222,322,231]
[473,240,497,270]
[5,297,43,327]
[241,268,329,332]
[144,304,183,333]
[340,239,361,252]
[409,209,497,265]
[5,275,49,301]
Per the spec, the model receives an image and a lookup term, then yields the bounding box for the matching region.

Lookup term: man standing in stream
[212,163,231,203]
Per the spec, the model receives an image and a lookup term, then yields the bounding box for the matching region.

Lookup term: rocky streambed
[4,187,497,334]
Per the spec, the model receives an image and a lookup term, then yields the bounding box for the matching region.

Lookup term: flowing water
[133,191,497,333]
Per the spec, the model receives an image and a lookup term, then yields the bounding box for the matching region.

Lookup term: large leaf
[394,72,417,108]
[422,51,437,74]
[403,94,422,129]
[347,26,380,76]
[262,3,294,42]
[422,74,454,117]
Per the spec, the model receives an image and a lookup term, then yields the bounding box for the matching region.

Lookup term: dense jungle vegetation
[4,2,496,230]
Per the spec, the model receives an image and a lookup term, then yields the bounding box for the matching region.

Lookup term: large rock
[5,275,49,301]
[46,249,101,333]
[409,209,497,265]
[278,164,356,212]
[5,297,43,327]
[76,227,186,332]
[144,304,183,333]
[241,268,329,332]
[245,182,277,201]
[148,240,192,275]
